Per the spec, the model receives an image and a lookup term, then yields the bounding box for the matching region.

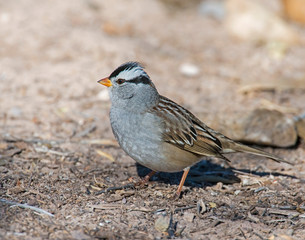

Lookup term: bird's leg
[136,170,156,186]
[176,167,190,197]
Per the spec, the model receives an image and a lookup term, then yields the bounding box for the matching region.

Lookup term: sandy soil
[1,0,305,239]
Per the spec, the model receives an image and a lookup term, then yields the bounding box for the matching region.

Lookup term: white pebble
[234,190,241,195]
[179,63,199,77]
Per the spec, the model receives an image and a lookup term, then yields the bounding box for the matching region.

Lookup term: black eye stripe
[128,76,151,85]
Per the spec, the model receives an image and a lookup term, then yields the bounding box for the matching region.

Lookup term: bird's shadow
[135,159,297,189]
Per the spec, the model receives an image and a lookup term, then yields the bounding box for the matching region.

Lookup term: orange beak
[98,77,112,87]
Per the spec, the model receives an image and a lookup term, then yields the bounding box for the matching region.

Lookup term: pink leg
[176,168,190,197]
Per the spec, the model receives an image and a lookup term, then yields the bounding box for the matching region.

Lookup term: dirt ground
[1,0,305,239]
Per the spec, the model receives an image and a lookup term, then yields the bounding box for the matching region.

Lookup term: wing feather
[151,96,229,161]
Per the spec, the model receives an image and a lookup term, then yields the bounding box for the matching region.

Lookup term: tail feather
[221,141,292,165]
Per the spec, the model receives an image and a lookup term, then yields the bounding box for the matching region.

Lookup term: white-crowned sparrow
[98,62,290,196]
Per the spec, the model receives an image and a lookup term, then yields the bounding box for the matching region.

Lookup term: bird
[98,61,291,197]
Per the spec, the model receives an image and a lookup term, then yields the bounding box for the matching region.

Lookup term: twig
[128,207,151,213]
[265,219,287,224]
[209,219,223,228]
[91,203,122,210]
[238,227,247,239]
[34,147,70,156]
[75,123,97,138]
[253,232,264,240]
[167,213,175,239]
[253,186,268,193]
[278,205,297,210]
[153,209,166,214]
[2,133,118,147]
[247,211,260,223]
[256,207,300,218]
[0,198,54,217]
[174,205,196,213]
[91,204,150,213]
[0,148,23,159]
[2,134,65,144]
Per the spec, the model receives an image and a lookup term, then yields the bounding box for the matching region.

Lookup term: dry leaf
[208,202,217,208]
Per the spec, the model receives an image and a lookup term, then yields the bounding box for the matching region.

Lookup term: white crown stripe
[116,67,149,81]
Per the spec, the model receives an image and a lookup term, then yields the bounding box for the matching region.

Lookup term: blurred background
[1,0,305,239]
[0,0,304,142]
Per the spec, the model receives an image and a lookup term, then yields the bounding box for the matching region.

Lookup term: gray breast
[110,108,163,169]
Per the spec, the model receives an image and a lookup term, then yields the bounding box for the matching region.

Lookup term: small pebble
[197,199,207,214]
[155,214,170,232]
[179,63,199,77]
[234,190,241,195]
[154,190,163,197]
[210,190,218,196]
[254,186,267,193]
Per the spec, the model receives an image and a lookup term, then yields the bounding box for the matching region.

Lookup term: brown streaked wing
[151,96,228,160]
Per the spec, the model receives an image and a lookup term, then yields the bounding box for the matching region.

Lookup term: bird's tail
[221,140,292,165]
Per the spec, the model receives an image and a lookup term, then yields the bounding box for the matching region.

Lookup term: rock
[154,214,170,233]
[197,199,207,215]
[225,0,298,44]
[296,116,305,141]
[239,109,297,147]
[206,109,298,147]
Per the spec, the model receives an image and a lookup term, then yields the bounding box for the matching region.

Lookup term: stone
[206,109,298,147]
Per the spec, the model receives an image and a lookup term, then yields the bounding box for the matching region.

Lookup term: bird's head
[98,62,159,110]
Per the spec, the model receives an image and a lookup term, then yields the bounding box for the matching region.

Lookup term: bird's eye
[116,78,125,85]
